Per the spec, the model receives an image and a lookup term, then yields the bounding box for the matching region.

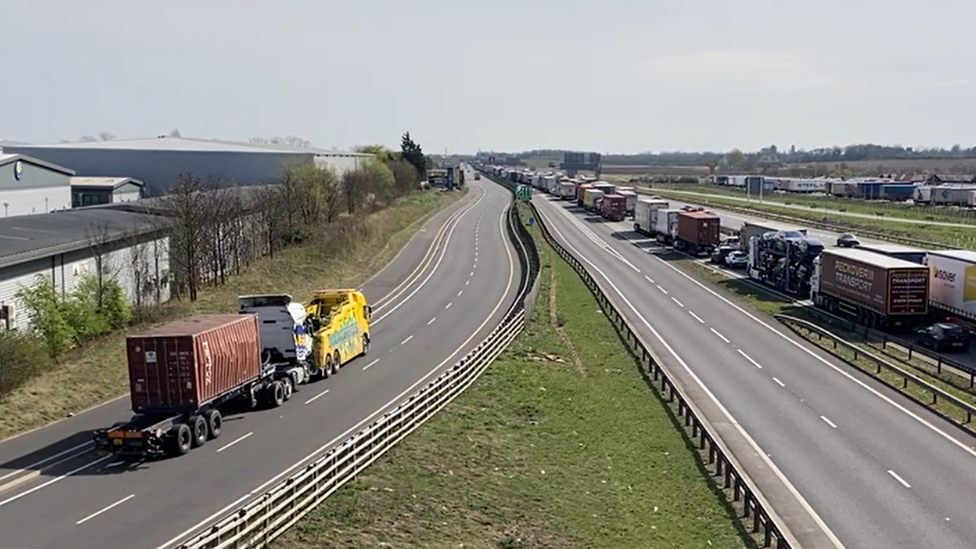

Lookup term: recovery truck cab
[304,289,372,379]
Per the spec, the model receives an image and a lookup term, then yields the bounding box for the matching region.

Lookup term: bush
[15,275,75,358]
[0,330,50,400]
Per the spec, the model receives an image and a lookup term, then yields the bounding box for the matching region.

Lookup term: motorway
[532,192,976,549]
[0,173,522,549]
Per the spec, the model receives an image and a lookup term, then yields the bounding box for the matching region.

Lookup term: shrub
[0,330,50,400]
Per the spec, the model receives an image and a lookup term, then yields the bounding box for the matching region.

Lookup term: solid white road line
[821,416,838,429]
[534,203,844,548]
[303,389,330,405]
[888,470,911,489]
[76,494,135,525]
[737,349,763,369]
[153,193,518,549]
[0,442,94,483]
[710,328,730,343]
[216,433,253,453]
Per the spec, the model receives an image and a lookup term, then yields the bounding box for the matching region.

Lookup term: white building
[71,177,145,208]
[0,154,75,218]
[0,208,171,331]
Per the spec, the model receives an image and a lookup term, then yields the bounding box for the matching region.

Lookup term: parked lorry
[674,210,720,256]
[583,188,605,212]
[740,220,807,251]
[558,181,576,200]
[811,248,929,329]
[925,249,976,327]
[747,230,824,295]
[600,194,627,221]
[617,190,638,215]
[592,182,616,196]
[854,243,928,265]
[576,183,594,207]
[653,208,681,245]
[633,198,669,236]
[93,289,372,459]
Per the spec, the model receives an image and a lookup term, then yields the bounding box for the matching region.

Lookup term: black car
[836,233,860,247]
[916,323,971,352]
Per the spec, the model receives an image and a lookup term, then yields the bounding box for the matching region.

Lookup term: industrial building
[0,207,171,330]
[70,177,145,208]
[3,137,373,196]
[0,154,75,217]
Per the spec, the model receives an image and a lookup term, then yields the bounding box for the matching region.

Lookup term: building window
[0,304,12,330]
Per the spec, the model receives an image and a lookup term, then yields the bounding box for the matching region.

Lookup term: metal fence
[526,201,794,549]
[173,183,540,549]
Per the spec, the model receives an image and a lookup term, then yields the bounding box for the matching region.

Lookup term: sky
[2,0,975,155]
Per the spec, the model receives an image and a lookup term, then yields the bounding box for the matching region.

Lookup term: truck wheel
[170,424,192,456]
[361,334,370,356]
[307,363,323,381]
[331,350,341,374]
[267,381,285,408]
[282,378,293,401]
[322,355,333,379]
[189,415,208,448]
[204,409,222,440]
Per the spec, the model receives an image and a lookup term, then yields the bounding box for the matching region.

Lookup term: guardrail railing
[526,200,794,549]
[174,182,540,549]
[776,314,976,427]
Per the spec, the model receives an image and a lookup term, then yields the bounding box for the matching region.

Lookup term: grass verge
[646,188,976,249]
[678,260,976,426]
[0,190,465,441]
[275,207,754,549]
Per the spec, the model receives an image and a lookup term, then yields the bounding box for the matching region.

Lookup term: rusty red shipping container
[676,210,721,248]
[126,314,262,414]
[601,194,627,221]
[576,183,594,204]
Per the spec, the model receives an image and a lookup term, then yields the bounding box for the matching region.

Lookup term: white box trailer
[617,190,638,215]
[785,179,828,193]
[913,186,933,204]
[926,249,976,321]
[634,198,669,235]
[557,181,576,199]
[543,175,559,194]
[653,208,681,244]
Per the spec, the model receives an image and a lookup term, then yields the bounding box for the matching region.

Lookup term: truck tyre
[308,362,323,381]
[204,409,222,440]
[361,334,370,356]
[189,415,208,448]
[322,355,333,379]
[170,424,192,456]
[267,381,285,408]
[282,378,293,401]
[331,350,341,374]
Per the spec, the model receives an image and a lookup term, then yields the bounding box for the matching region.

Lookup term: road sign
[528,217,535,226]
[516,184,531,201]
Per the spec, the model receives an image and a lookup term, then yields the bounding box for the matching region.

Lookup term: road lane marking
[457,290,463,297]
[445,302,452,309]
[821,416,837,429]
[737,349,763,369]
[534,204,843,548]
[657,285,668,295]
[466,279,470,286]
[303,389,330,405]
[401,335,414,345]
[645,275,655,284]
[470,271,474,277]
[216,433,253,453]
[773,377,786,388]
[0,441,94,483]
[688,311,705,324]
[76,494,135,525]
[710,328,730,343]
[152,199,519,549]
[0,455,112,508]
[427,317,436,325]
[362,359,380,371]
[888,470,911,488]
[670,297,684,308]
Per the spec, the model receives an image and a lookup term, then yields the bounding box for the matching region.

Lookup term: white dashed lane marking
[821,416,837,429]
[688,311,705,324]
[401,335,413,345]
[709,328,730,343]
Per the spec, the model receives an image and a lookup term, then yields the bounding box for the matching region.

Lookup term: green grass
[678,260,976,430]
[0,190,465,441]
[646,188,976,249]
[275,207,754,549]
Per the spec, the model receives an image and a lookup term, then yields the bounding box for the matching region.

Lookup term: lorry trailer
[617,190,638,215]
[576,183,594,207]
[93,289,372,459]
[600,194,627,221]
[633,198,669,236]
[583,188,605,212]
[674,210,720,256]
[653,208,681,245]
[926,249,976,326]
[558,181,576,200]
[854,243,928,265]
[746,231,824,295]
[812,248,929,329]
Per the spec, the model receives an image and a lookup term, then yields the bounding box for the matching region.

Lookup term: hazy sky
[3,0,975,154]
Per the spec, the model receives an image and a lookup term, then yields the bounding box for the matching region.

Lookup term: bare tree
[79,135,97,142]
[98,132,115,141]
[163,173,210,301]
[340,168,370,214]
[168,128,182,138]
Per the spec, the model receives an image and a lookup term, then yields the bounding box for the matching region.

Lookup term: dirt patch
[548,258,586,377]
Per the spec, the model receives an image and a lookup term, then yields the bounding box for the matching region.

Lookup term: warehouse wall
[0,161,72,216]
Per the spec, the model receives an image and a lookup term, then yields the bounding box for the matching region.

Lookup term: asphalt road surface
[0,174,522,549]
[532,193,976,549]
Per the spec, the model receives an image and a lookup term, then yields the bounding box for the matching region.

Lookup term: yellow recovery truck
[238,289,372,389]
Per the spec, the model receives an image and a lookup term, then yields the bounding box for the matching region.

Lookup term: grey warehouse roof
[0,208,169,269]
[10,136,371,157]
[0,153,76,175]
[70,176,145,189]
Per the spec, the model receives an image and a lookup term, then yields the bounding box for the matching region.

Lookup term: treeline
[0,133,431,400]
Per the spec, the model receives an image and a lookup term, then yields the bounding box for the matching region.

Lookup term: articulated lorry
[747,229,824,296]
[583,188,605,212]
[600,194,627,221]
[811,248,929,329]
[93,289,372,459]
[674,209,721,256]
[633,198,669,236]
[576,183,594,207]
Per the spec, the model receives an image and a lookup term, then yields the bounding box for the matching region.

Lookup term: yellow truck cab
[304,289,371,379]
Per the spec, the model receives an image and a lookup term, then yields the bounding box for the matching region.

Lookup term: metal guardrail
[775,314,976,425]
[638,187,954,250]
[526,200,794,549]
[174,185,540,549]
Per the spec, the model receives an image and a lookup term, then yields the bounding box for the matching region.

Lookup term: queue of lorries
[485,164,976,351]
[93,289,373,458]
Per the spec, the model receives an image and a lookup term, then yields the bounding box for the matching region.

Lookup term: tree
[724,148,746,168]
[168,128,182,138]
[340,168,370,214]
[99,132,115,141]
[15,276,74,359]
[249,136,312,148]
[400,132,427,178]
[79,135,97,142]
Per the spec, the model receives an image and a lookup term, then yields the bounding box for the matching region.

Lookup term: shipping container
[812,249,929,329]
[576,183,594,206]
[583,188,605,211]
[633,198,669,235]
[617,190,638,214]
[126,315,263,415]
[882,184,916,201]
[675,210,720,255]
[856,181,885,200]
[926,250,976,322]
[600,194,627,221]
